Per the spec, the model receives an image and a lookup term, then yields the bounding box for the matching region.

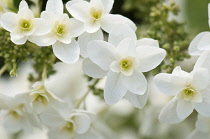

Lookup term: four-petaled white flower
[30,0,84,64]
[0,0,52,45]
[40,106,94,139]
[83,24,166,106]
[0,94,39,133]
[20,81,63,114]
[188,4,210,55]
[154,66,210,123]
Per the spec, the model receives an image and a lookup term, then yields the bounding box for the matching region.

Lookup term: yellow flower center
[182,87,196,101]
[20,19,32,31]
[62,121,75,135]
[119,57,133,71]
[90,7,103,20]
[34,95,48,105]
[55,24,66,37]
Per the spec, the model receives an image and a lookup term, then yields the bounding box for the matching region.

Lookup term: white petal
[29,33,57,46]
[197,32,210,51]
[66,0,91,22]
[187,130,209,139]
[87,40,117,70]
[188,32,210,55]
[104,71,127,104]
[33,18,52,35]
[136,46,166,72]
[82,58,107,78]
[190,67,209,90]
[195,115,210,132]
[52,40,80,64]
[159,97,183,123]
[172,66,189,77]
[69,18,84,37]
[18,7,34,19]
[10,27,25,40]
[100,0,114,13]
[11,35,28,45]
[46,0,63,15]
[84,18,101,33]
[108,24,136,46]
[200,87,210,103]
[19,0,29,9]
[78,29,103,58]
[110,61,120,72]
[124,91,148,109]
[117,38,136,57]
[194,50,210,74]
[195,101,210,117]
[154,73,185,96]
[70,113,91,134]
[101,14,137,33]
[41,11,56,23]
[137,38,159,47]
[123,71,147,95]
[0,12,18,32]
[177,98,194,119]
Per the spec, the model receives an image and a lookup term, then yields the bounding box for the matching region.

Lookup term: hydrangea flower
[154,66,210,123]
[0,94,39,133]
[30,0,84,64]
[0,0,51,45]
[188,4,210,55]
[66,0,137,58]
[83,24,166,106]
[40,106,95,139]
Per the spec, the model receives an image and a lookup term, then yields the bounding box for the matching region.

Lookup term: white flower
[154,66,210,123]
[30,0,84,64]
[40,106,94,139]
[187,115,210,139]
[83,24,166,106]
[0,0,52,45]
[20,81,63,114]
[66,0,136,34]
[188,4,210,55]
[0,94,39,133]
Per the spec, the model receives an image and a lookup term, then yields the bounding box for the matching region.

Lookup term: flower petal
[197,32,210,51]
[177,98,194,119]
[18,7,34,19]
[29,33,57,46]
[69,18,84,37]
[87,40,117,70]
[78,29,103,58]
[194,50,210,74]
[70,113,91,134]
[19,0,29,9]
[104,71,127,104]
[46,0,63,15]
[33,18,52,35]
[188,32,209,55]
[66,0,91,22]
[82,58,107,78]
[123,71,147,95]
[11,35,28,45]
[101,14,137,33]
[124,91,148,109]
[195,115,210,132]
[108,24,136,46]
[136,46,166,72]
[84,18,101,33]
[195,101,210,117]
[190,67,209,90]
[100,0,114,13]
[159,97,183,123]
[117,38,136,57]
[137,38,159,47]
[52,40,80,64]
[0,12,18,32]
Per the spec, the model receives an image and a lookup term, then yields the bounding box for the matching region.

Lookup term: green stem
[76,79,99,108]
[0,64,8,77]
[42,64,47,82]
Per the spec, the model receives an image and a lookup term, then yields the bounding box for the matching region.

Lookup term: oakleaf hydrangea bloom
[0,94,39,133]
[188,4,210,55]
[20,81,63,114]
[0,0,52,45]
[83,25,166,106]
[40,106,95,139]
[187,115,210,139]
[154,66,210,123]
[66,0,137,58]
[30,0,84,64]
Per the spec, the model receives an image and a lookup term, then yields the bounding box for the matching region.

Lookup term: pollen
[90,7,103,20]
[20,19,32,31]
[119,57,133,71]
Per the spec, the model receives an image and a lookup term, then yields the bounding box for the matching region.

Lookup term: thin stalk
[0,64,8,77]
